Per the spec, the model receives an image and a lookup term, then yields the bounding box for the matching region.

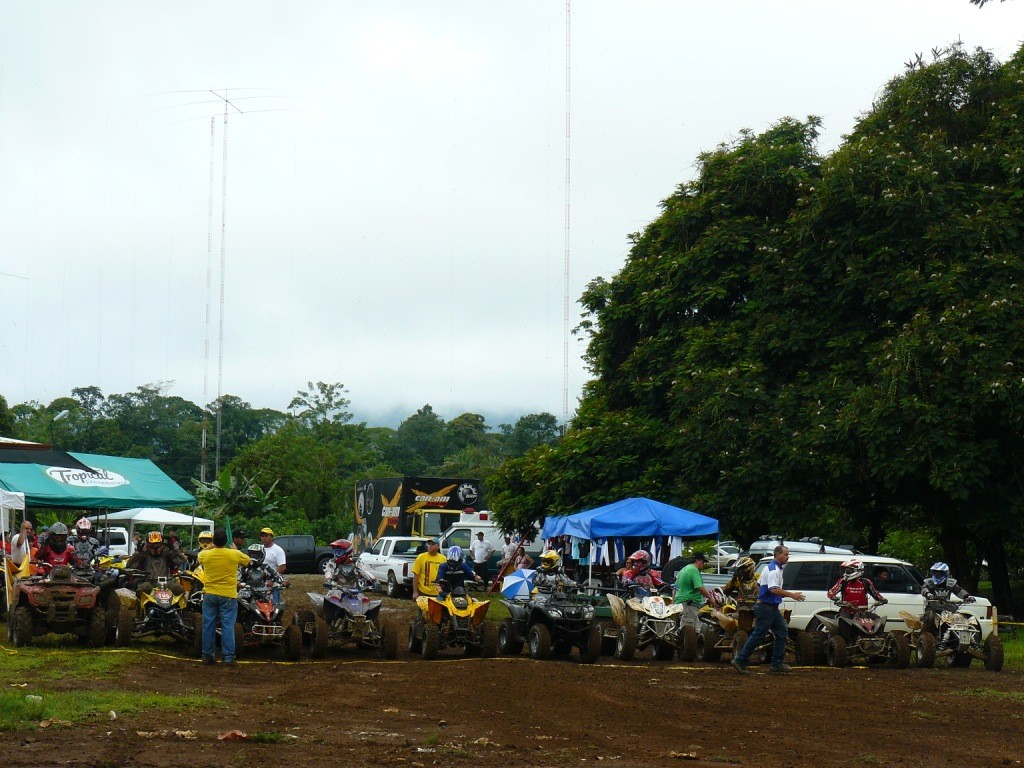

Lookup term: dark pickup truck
[273,535,335,574]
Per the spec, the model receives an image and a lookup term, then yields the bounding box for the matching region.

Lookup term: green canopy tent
[0,451,195,509]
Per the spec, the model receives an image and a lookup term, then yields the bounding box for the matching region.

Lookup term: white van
[437,510,543,572]
[97,526,132,558]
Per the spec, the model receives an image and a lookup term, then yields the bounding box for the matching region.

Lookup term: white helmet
[841,558,864,581]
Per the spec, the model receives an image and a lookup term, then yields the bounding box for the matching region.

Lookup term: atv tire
[654,641,676,661]
[381,620,399,660]
[115,603,134,647]
[615,623,637,661]
[480,621,499,658]
[285,623,302,661]
[697,628,722,663]
[678,625,698,662]
[527,623,552,660]
[796,630,823,666]
[730,629,749,661]
[826,635,848,667]
[948,649,973,668]
[579,623,601,664]
[12,605,33,647]
[916,632,937,668]
[192,614,204,658]
[87,607,106,648]
[422,623,440,660]
[598,621,617,656]
[233,622,245,658]
[408,621,423,654]
[983,633,1004,672]
[886,631,911,669]
[311,615,329,659]
[498,619,523,655]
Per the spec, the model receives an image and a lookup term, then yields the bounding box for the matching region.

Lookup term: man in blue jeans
[197,528,250,665]
[732,545,805,674]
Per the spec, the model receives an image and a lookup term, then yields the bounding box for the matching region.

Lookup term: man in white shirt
[9,519,35,566]
[259,527,288,604]
[469,531,495,583]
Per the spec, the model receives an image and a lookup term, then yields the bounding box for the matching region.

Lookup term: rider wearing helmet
[724,556,760,604]
[238,543,285,591]
[533,550,574,593]
[127,530,187,595]
[621,549,666,595]
[435,545,481,596]
[920,561,975,630]
[827,558,887,631]
[72,517,104,565]
[32,521,84,570]
[323,538,378,589]
[197,530,215,550]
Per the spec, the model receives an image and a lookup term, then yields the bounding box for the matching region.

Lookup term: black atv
[497,584,601,663]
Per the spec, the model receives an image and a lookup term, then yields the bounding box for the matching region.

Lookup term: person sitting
[619,550,665,595]
[31,522,83,572]
[323,539,377,590]
[435,545,481,596]
[237,543,285,593]
[72,517,105,565]
[532,550,574,594]
[827,558,886,641]
[724,557,760,604]
[126,531,186,596]
[920,561,975,633]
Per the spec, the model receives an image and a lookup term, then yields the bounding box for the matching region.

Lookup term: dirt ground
[2,575,1023,768]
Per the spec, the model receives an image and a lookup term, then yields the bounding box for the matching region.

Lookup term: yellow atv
[408,585,497,659]
[114,570,197,648]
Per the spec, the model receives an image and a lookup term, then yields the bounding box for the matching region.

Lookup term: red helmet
[330,538,354,564]
[627,550,651,570]
[75,517,92,535]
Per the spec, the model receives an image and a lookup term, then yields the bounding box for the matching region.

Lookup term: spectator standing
[259,527,288,604]
[231,529,246,551]
[411,539,446,600]
[500,535,516,564]
[731,545,805,674]
[197,528,250,665]
[9,520,35,567]
[674,552,712,632]
[469,531,495,582]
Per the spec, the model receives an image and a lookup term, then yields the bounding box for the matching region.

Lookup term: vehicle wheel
[730,629,749,661]
[316,556,331,576]
[381,620,399,660]
[498,619,523,655]
[387,572,401,598]
[422,623,440,660]
[579,624,601,664]
[553,637,573,656]
[233,622,245,658]
[295,609,315,637]
[697,629,722,663]
[654,641,675,661]
[983,634,1004,672]
[480,621,498,658]
[285,623,302,661]
[916,633,936,668]
[886,631,911,669]
[87,607,106,648]
[105,601,119,645]
[527,623,552,660]
[408,621,422,654]
[311,615,329,659]
[192,613,204,658]
[12,605,33,647]
[826,635,848,667]
[795,631,822,666]
[115,603,134,647]
[615,623,637,661]
[948,650,973,668]
[678,625,698,662]
[598,621,617,656]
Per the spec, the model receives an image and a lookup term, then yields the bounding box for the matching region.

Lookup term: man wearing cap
[411,539,446,601]
[259,527,288,604]
[674,552,713,634]
[231,529,246,551]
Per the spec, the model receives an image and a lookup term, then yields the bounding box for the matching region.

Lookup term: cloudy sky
[2,2,1023,428]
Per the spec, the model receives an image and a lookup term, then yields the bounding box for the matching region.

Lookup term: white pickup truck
[356,536,432,598]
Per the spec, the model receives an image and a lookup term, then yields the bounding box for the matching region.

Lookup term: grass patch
[424,733,439,746]
[957,688,1024,703]
[0,644,134,682]
[995,634,1024,671]
[250,731,293,744]
[0,689,222,731]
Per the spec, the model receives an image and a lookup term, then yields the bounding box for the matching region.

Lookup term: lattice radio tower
[562,0,572,430]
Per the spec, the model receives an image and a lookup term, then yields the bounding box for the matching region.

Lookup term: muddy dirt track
[2,576,1023,768]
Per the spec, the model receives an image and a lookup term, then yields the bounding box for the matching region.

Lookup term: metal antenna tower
[200,116,215,482]
[562,0,572,430]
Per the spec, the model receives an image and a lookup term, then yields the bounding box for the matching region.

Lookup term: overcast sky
[2,2,1023,428]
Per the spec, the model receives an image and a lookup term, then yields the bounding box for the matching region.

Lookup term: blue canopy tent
[541,497,719,584]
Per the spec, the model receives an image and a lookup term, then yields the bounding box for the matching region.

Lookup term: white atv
[607,584,691,661]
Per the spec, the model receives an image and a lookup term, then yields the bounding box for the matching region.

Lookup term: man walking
[732,545,805,674]
[197,528,250,665]
[469,531,495,584]
[674,551,713,632]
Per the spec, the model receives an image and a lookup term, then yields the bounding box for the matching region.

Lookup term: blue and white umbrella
[500,568,536,599]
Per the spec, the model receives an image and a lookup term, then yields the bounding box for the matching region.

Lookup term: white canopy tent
[2,489,28,616]
[88,507,214,549]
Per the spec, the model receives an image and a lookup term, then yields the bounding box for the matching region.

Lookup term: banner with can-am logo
[354,477,482,547]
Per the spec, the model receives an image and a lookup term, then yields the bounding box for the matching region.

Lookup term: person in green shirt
[674,552,712,633]
[197,528,250,665]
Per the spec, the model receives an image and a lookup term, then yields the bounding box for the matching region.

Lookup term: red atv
[7,564,107,647]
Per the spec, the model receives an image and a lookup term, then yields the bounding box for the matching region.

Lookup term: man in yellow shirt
[412,538,446,600]
[197,528,250,665]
